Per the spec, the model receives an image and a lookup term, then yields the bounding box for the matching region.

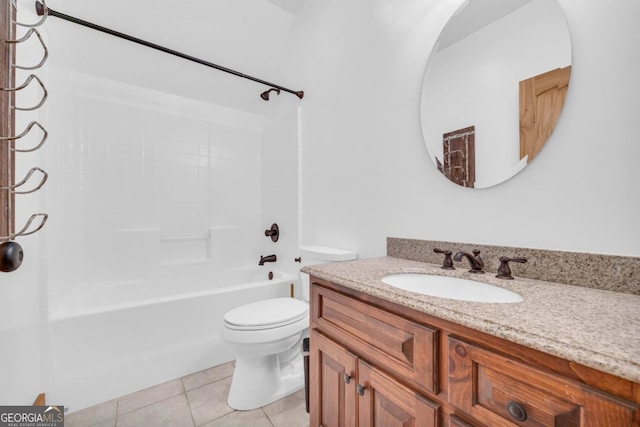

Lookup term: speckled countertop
[302,256,640,383]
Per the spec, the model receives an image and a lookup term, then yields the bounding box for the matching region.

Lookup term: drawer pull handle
[343,373,352,384]
[356,384,366,396]
[507,401,528,422]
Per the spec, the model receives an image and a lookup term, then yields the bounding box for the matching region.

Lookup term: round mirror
[420,0,572,188]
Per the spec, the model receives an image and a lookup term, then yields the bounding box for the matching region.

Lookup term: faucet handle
[433,248,455,270]
[472,249,485,270]
[496,256,528,280]
[264,223,279,242]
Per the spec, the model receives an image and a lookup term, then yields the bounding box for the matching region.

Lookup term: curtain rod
[35,1,304,100]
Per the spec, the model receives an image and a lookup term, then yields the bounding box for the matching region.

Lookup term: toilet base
[227,349,304,410]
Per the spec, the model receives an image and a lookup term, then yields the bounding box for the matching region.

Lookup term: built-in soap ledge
[387,237,640,296]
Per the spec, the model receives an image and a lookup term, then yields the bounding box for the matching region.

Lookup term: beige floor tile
[66,418,115,427]
[64,399,117,427]
[117,394,194,427]
[117,378,185,415]
[263,389,309,427]
[64,362,303,427]
[200,408,273,427]
[182,362,235,391]
[186,377,234,426]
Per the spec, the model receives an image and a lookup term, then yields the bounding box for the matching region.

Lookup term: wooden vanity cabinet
[310,329,439,427]
[310,329,357,427]
[448,337,639,427]
[309,277,640,427]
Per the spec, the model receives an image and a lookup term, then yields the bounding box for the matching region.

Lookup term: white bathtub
[47,265,299,412]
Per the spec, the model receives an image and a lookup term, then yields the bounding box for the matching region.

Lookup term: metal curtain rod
[35,2,304,100]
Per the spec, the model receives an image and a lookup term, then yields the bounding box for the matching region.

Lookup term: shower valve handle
[264,223,279,242]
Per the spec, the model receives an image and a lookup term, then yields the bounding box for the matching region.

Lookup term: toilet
[222,245,357,410]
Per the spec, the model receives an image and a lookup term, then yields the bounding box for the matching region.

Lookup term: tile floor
[65,362,309,427]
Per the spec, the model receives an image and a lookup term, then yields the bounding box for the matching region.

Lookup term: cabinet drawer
[311,283,438,393]
[448,336,640,427]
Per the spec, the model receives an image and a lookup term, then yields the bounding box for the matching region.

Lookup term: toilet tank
[298,245,357,301]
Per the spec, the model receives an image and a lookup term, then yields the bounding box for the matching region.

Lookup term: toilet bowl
[222,245,356,410]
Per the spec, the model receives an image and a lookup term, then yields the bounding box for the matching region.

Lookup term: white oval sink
[381,274,523,303]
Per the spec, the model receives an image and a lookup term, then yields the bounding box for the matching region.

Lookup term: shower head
[260,88,281,101]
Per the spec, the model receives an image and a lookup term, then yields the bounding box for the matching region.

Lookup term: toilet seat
[223,297,309,331]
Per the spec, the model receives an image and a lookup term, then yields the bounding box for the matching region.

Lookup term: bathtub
[47,265,299,412]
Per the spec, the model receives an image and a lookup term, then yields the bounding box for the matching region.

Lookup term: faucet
[258,254,277,266]
[453,249,484,273]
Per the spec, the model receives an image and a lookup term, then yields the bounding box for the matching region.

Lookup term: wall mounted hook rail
[0,213,48,241]
[1,166,48,194]
[0,120,48,152]
[1,0,50,272]
[0,73,48,110]
[35,1,304,100]
[5,27,48,69]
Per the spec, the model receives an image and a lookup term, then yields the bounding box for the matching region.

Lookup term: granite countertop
[302,256,640,384]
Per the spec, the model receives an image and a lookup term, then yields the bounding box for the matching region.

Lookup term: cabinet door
[312,285,438,394]
[448,337,639,427]
[358,359,439,427]
[310,329,358,427]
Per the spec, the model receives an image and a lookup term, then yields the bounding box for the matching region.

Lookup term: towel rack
[1,0,49,272]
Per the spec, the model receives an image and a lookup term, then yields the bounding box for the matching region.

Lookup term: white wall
[286,0,640,258]
[260,107,300,283]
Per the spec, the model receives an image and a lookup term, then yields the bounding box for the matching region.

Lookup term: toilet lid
[224,298,309,330]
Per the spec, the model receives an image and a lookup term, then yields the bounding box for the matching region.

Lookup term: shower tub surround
[41,69,302,413]
[302,239,640,383]
[48,264,298,413]
[44,70,268,313]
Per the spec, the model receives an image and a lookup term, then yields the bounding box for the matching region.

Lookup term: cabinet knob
[506,401,528,422]
[343,373,352,384]
[356,384,366,396]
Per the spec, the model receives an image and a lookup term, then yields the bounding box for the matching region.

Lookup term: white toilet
[222,245,357,410]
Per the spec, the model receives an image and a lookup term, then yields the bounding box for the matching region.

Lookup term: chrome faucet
[453,249,484,273]
[258,254,277,266]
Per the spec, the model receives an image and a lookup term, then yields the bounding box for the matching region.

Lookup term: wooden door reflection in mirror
[519,66,571,163]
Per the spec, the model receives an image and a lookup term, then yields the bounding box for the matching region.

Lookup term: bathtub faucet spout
[259,254,277,266]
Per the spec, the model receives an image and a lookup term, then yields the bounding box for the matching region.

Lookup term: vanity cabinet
[448,337,638,426]
[309,277,640,427]
[310,329,439,427]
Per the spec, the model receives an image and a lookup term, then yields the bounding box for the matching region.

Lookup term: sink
[381,274,523,303]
